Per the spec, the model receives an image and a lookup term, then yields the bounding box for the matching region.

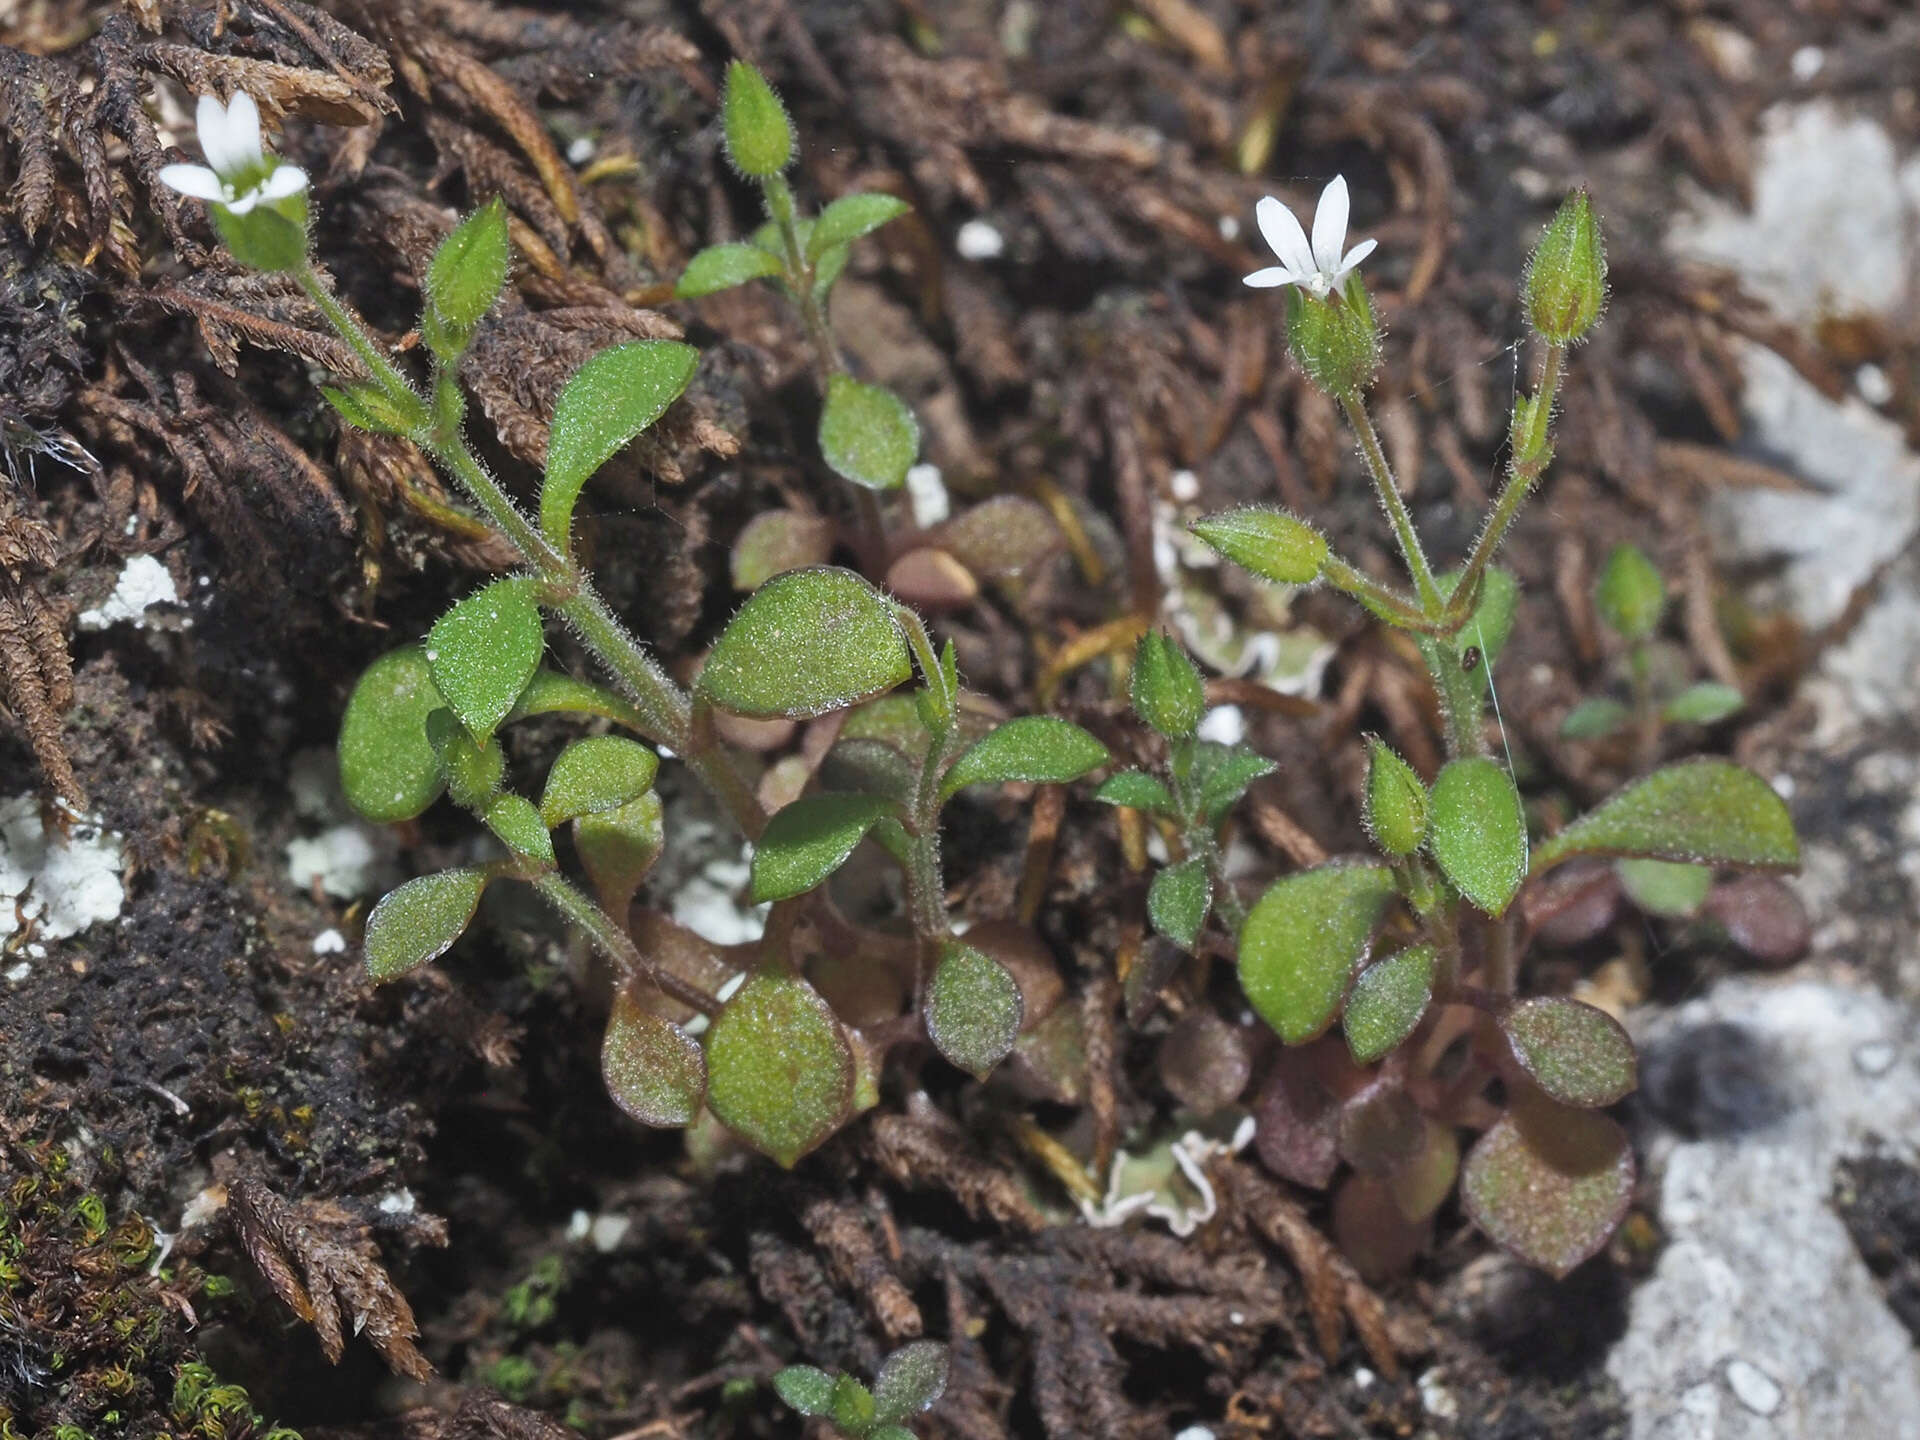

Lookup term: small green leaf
[705,972,853,1167]
[1188,506,1328,585]
[807,192,911,261]
[1440,566,1519,678]
[538,735,660,829]
[425,196,510,342]
[1429,756,1528,917]
[871,1428,918,1440]
[1532,760,1798,873]
[772,1366,835,1417]
[873,1341,950,1425]
[541,340,700,549]
[1190,742,1279,824]
[1560,697,1629,740]
[1615,857,1712,918]
[1148,856,1213,950]
[926,942,1024,1080]
[1239,862,1397,1044]
[427,577,545,742]
[1130,630,1206,739]
[1364,739,1429,857]
[750,792,893,903]
[698,567,913,718]
[1501,997,1637,1108]
[1094,770,1176,814]
[829,1376,877,1436]
[575,791,665,917]
[820,375,920,491]
[484,794,554,864]
[1594,543,1665,642]
[365,868,488,982]
[1461,1094,1635,1278]
[730,508,835,591]
[751,218,848,302]
[321,381,425,437]
[339,646,448,824]
[1343,943,1435,1065]
[676,242,786,298]
[507,670,649,732]
[721,59,794,177]
[602,984,705,1127]
[428,711,505,810]
[1662,681,1744,726]
[939,716,1109,802]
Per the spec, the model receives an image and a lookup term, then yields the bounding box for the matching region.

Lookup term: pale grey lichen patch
[0,794,126,940]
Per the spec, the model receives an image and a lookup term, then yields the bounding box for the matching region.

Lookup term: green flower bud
[1594,543,1665,642]
[721,61,794,178]
[1364,738,1429,857]
[1524,191,1607,344]
[1130,631,1206,739]
[1189,506,1328,586]
[1285,272,1380,397]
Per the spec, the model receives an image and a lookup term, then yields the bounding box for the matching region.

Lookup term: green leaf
[425,197,510,342]
[1148,856,1212,950]
[1130,630,1205,739]
[926,942,1024,1080]
[575,791,664,917]
[1188,506,1329,585]
[601,985,705,1127]
[871,1428,919,1440]
[1239,862,1397,1044]
[1191,742,1279,825]
[539,735,660,828]
[829,1376,877,1435]
[675,242,786,299]
[1615,857,1712,918]
[338,646,448,824]
[1094,770,1176,814]
[1594,543,1665,642]
[698,567,913,718]
[939,716,1109,802]
[428,710,505,810]
[1500,997,1637,1108]
[872,1341,950,1425]
[750,792,894,903]
[1343,943,1435,1065]
[1560,697,1630,740]
[730,508,835,591]
[427,577,545,743]
[705,972,853,1167]
[507,670,649,733]
[772,1366,835,1418]
[541,340,700,549]
[1461,1094,1635,1278]
[819,375,920,491]
[752,218,848,303]
[364,868,488,982]
[1662,681,1744,726]
[1532,760,1798,873]
[1428,756,1528,917]
[484,794,554,864]
[1364,739,1429,857]
[1440,566,1519,679]
[721,59,794,177]
[322,381,425,437]
[807,193,911,261]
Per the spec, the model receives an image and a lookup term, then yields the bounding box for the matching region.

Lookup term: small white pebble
[715,970,749,1004]
[1173,1428,1215,1440]
[1725,1358,1783,1416]
[566,135,596,165]
[1771,773,1796,800]
[1353,1367,1377,1390]
[4,961,30,983]
[956,218,1005,261]
[1228,1310,1245,1326]
[311,928,347,955]
[1790,45,1825,82]
[906,462,951,528]
[589,1214,631,1252]
[1196,705,1246,747]
[1417,1368,1460,1421]
[1856,363,1894,406]
[78,555,181,631]
[26,942,45,959]
[566,1209,592,1241]
[1216,214,1240,241]
[378,1188,417,1216]
[1169,468,1200,503]
[1853,1040,1897,1076]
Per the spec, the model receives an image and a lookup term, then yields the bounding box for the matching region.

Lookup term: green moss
[485,1354,541,1403]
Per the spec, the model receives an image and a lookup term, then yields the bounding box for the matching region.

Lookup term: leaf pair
[775,1340,950,1439]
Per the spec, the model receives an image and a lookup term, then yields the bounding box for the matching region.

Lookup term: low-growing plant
[772,1340,949,1440]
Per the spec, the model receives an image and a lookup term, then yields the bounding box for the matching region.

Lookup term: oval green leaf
[676,242,786,299]
[426,196,509,334]
[731,508,835,591]
[926,942,1024,1080]
[698,567,912,718]
[807,193,911,261]
[1615,857,1712,917]
[427,577,545,743]
[1192,742,1279,825]
[705,972,853,1168]
[364,867,488,982]
[1501,997,1637,1108]
[339,645,449,824]
[541,340,700,549]
[773,1366,834,1418]
[1461,1095,1635,1278]
[1094,770,1176,814]
[1343,943,1435,1065]
[1239,862,1397,1045]
[1531,760,1798,874]
[575,791,665,918]
[539,735,660,829]
[507,669,649,733]
[484,793,554,864]
[750,792,894,903]
[1148,855,1212,951]
[1560,697,1629,740]
[939,716,1109,802]
[872,1341,950,1425]
[1364,738,1429,857]
[1429,756,1528,917]
[819,375,919,491]
[1662,681,1744,727]
[602,984,705,1127]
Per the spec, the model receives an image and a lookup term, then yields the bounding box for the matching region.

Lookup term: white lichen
[0,795,126,941]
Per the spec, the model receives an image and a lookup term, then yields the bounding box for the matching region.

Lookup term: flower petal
[1311,175,1350,275]
[1337,236,1377,279]
[222,91,266,174]
[195,95,235,175]
[158,164,226,201]
[260,164,309,199]
[221,190,260,216]
[1255,195,1316,278]
[1242,266,1299,289]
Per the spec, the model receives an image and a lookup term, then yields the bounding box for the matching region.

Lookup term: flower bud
[1189,506,1328,586]
[722,61,794,179]
[1594,544,1665,642]
[1285,273,1380,397]
[1130,631,1205,740]
[1524,191,1607,343]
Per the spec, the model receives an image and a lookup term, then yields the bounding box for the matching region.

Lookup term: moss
[484,1354,541,1404]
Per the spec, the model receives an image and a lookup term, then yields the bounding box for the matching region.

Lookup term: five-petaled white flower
[158,92,308,214]
[1243,175,1376,299]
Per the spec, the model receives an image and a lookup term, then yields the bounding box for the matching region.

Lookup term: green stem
[1417,635,1486,759]
[1322,556,1447,634]
[1197,832,1247,937]
[1340,391,1440,611]
[297,266,419,404]
[534,872,719,1016]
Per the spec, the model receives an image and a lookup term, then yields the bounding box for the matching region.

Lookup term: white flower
[1243,175,1376,298]
[158,92,308,215]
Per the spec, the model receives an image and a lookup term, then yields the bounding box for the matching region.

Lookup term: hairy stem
[1340,391,1441,611]
[534,872,719,1016]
